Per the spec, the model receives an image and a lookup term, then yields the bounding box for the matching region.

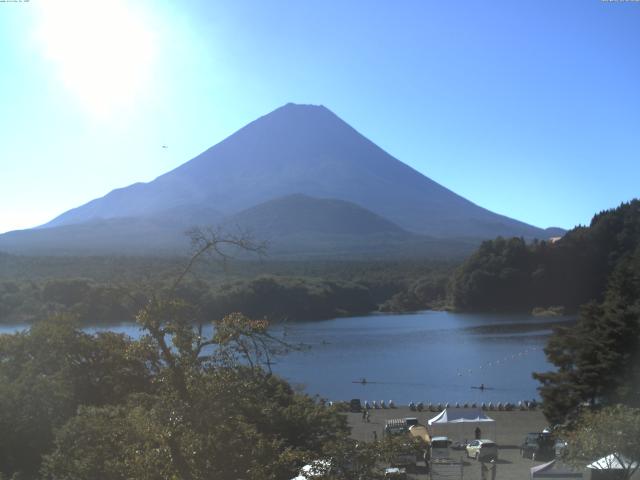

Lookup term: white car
[466,439,498,461]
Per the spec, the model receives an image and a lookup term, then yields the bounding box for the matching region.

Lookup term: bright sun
[35,0,156,118]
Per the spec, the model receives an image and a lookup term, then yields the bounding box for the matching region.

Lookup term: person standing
[475,426,481,439]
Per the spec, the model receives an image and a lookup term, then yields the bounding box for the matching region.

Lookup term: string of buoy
[455,346,540,378]
[325,399,539,411]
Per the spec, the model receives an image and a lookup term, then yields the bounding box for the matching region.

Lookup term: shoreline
[346,406,549,446]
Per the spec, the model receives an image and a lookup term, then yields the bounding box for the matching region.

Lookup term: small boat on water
[471,384,494,390]
[352,378,381,384]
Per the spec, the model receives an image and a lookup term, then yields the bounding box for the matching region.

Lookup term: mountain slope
[41,103,550,239]
[224,194,406,237]
[0,195,478,258]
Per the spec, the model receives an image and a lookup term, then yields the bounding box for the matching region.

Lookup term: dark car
[349,398,362,412]
[520,432,555,460]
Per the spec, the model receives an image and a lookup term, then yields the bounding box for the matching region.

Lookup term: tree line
[449,200,640,313]
[0,258,455,325]
[0,276,375,325]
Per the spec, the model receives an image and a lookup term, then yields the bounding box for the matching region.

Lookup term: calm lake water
[0,311,570,404]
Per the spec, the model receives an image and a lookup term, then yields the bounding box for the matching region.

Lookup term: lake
[0,311,570,404]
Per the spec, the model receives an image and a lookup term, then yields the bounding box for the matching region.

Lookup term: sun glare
[35,0,156,118]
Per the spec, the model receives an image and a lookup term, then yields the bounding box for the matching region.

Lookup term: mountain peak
[280,102,329,112]
[23,103,550,250]
[257,102,337,127]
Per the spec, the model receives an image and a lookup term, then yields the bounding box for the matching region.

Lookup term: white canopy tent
[530,460,583,479]
[427,408,496,443]
[587,454,638,471]
[428,408,495,425]
[587,454,640,480]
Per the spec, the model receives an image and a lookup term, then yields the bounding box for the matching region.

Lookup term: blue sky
[1,0,639,234]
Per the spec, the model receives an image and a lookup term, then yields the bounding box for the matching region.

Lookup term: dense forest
[449,200,640,313]
[0,253,455,325]
[534,240,640,423]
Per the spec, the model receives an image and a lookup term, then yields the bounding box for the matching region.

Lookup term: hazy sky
[1,0,639,234]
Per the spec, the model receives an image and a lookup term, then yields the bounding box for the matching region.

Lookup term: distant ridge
[224,194,406,237]
[0,103,562,256]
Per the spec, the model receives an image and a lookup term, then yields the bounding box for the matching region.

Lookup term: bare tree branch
[169,226,267,293]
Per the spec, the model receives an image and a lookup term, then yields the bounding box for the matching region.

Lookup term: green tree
[534,245,640,424]
[41,230,352,480]
[563,405,640,480]
[449,200,640,313]
[41,310,350,480]
[0,316,152,478]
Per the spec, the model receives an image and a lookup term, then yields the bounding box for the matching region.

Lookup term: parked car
[430,436,452,460]
[520,432,555,459]
[349,398,362,412]
[384,418,411,436]
[554,438,568,457]
[404,417,419,427]
[466,439,498,461]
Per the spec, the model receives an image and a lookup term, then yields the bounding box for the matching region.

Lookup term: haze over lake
[2,311,569,404]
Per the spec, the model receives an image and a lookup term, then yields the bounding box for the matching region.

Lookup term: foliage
[533,243,640,424]
[204,275,376,322]
[35,306,351,480]
[563,405,640,480]
[444,200,640,425]
[0,316,153,478]
[380,273,449,312]
[0,230,374,479]
[449,200,640,312]
[0,255,459,324]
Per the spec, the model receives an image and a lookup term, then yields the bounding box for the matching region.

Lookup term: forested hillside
[534,232,640,423]
[449,200,640,312]
[443,200,640,424]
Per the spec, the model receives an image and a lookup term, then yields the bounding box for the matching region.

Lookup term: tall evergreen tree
[534,246,640,424]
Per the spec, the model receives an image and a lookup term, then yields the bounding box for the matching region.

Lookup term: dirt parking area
[346,407,565,479]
